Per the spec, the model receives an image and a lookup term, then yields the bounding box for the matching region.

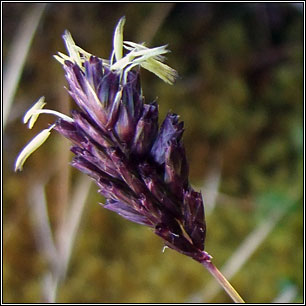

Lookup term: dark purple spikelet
[13,19,209,263]
[54,54,209,262]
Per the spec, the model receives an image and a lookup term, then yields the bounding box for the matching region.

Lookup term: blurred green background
[3,3,303,303]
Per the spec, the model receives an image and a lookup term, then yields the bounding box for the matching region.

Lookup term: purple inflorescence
[54,55,208,261]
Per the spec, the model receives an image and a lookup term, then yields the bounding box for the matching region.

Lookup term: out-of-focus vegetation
[3,3,303,303]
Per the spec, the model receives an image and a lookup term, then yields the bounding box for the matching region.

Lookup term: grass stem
[201,259,245,303]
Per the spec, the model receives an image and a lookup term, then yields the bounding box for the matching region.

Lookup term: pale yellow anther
[54,52,71,65]
[74,46,92,60]
[53,18,177,84]
[62,30,83,67]
[110,49,136,71]
[113,16,126,62]
[14,125,55,172]
[124,41,166,62]
[15,96,74,171]
[55,33,96,70]
[23,96,73,129]
[23,96,46,129]
[53,54,66,65]
[140,58,178,85]
[121,39,177,84]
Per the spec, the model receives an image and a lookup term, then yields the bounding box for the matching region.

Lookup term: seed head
[15,18,210,262]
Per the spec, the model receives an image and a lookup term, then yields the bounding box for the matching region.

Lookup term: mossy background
[3,3,303,303]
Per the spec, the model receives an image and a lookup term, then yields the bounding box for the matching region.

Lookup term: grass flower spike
[15,17,245,303]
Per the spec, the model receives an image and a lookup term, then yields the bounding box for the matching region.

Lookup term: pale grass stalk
[3,3,47,127]
[201,259,245,303]
[28,175,91,302]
